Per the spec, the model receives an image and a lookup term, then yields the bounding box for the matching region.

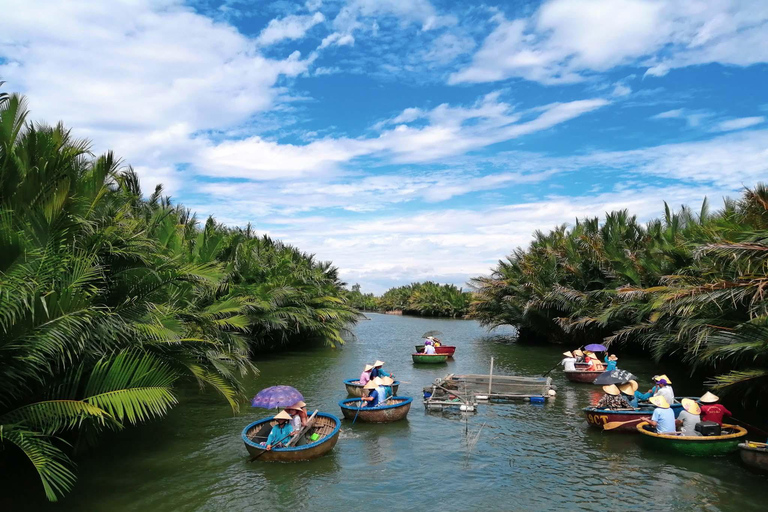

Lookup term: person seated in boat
[653,375,675,406]
[424,343,437,355]
[699,392,732,425]
[646,396,676,434]
[380,376,395,399]
[584,354,601,371]
[560,351,577,372]
[432,337,441,347]
[285,401,308,433]
[359,364,374,386]
[261,410,294,450]
[361,380,383,408]
[370,360,391,379]
[619,380,639,408]
[596,384,632,410]
[637,376,661,403]
[374,377,390,405]
[676,398,702,436]
[604,354,618,372]
[587,352,604,371]
[572,349,584,362]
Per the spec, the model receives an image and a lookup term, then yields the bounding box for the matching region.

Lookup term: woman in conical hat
[263,410,293,450]
[286,400,308,430]
[595,384,631,410]
[619,380,639,407]
[647,395,675,434]
[359,363,374,386]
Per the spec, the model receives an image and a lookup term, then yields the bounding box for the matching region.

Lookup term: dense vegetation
[377,281,472,317]
[0,91,358,501]
[471,189,768,405]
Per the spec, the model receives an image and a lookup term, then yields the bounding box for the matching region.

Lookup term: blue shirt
[622,393,638,408]
[366,389,381,407]
[265,422,293,447]
[371,368,390,379]
[651,407,676,434]
[635,389,652,401]
[605,360,617,371]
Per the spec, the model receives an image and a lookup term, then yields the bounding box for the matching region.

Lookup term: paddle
[542,360,562,377]
[353,397,366,424]
[602,418,645,431]
[249,428,294,462]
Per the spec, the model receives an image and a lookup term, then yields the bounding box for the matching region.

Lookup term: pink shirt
[359,370,371,385]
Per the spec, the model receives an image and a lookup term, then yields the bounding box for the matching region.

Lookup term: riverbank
[4,314,765,512]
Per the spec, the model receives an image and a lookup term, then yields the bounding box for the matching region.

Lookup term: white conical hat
[700,391,719,403]
[274,410,292,421]
[649,396,670,409]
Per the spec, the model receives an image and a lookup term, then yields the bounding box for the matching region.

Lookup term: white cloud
[712,116,765,132]
[612,83,632,97]
[319,32,355,49]
[451,0,768,85]
[256,12,325,46]
[650,108,712,127]
[652,109,684,119]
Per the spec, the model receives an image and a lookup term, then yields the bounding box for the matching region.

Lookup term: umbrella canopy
[250,386,304,409]
[421,330,443,338]
[593,369,637,386]
[584,344,607,352]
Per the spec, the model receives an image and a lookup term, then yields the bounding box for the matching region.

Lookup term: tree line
[0,91,359,500]
[344,281,472,318]
[471,188,768,406]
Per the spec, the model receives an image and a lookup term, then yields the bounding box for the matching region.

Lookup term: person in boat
[286,401,308,433]
[374,377,390,405]
[572,349,584,362]
[595,384,632,410]
[584,353,602,371]
[619,380,639,408]
[646,396,676,434]
[653,375,675,406]
[423,342,437,355]
[560,351,577,372]
[676,398,702,436]
[359,364,374,386]
[261,410,294,450]
[699,392,732,425]
[361,380,383,407]
[370,360,391,379]
[380,376,395,399]
[604,354,618,372]
[432,337,442,348]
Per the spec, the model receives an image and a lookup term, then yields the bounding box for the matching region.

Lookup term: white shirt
[654,386,675,406]
[290,414,302,432]
[560,357,576,372]
[424,344,437,354]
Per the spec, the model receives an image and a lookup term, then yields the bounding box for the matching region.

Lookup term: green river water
[9,314,768,511]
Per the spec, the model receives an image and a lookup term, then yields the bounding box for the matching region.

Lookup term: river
[17,314,768,511]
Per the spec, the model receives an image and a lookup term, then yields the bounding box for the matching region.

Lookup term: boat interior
[247,416,337,449]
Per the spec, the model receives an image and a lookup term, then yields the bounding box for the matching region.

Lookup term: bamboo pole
[488,357,494,395]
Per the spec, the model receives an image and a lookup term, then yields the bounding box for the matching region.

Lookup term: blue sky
[2,0,767,293]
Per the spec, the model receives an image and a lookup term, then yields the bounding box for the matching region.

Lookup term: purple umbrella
[250,386,304,409]
[584,343,607,352]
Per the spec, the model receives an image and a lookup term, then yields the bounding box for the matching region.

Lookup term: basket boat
[338,397,413,423]
[412,353,448,364]
[636,422,747,456]
[583,407,654,432]
[344,378,400,397]
[242,412,340,461]
[739,442,768,472]
[414,345,456,357]
[564,370,603,383]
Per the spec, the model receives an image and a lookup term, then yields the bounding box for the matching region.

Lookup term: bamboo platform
[432,358,555,402]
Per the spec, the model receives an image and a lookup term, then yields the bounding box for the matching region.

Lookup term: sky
[1,0,767,293]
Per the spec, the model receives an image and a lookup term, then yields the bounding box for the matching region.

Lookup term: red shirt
[700,403,732,425]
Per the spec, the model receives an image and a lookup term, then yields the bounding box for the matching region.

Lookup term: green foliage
[471,187,768,406]
[0,91,358,500]
[378,281,472,318]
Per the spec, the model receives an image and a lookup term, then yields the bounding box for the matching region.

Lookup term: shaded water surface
[16,315,768,511]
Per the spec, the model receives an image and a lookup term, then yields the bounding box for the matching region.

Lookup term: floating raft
[242,412,340,462]
[739,442,768,472]
[422,382,477,412]
[637,422,747,456]
[434,372,554,402]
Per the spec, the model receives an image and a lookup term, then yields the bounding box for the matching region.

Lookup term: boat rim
[343,378,401,386]
[241,412,341,452]
[739,442,768,452]
[582,406,653,414]
[338,396,413,411]
[411,353,448,357]
[636,421,747,440]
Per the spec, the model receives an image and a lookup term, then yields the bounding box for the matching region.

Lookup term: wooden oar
[602,418,646,431]
[249,429,293,462]
[352,397,366,424]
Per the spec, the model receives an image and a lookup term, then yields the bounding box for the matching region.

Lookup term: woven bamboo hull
[414,345,456,356]
[412,354,448,364]
[637,422,747,456]
[338,397,412,423]
[564,370,602,383]
[344,378,400,397]
[242,413,340,461]
[583,407,653,431]
[739,443,768,471]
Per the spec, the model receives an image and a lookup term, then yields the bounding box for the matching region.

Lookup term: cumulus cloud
[451,0,768,85]
[256,12,325,46]
[712,116,765,132]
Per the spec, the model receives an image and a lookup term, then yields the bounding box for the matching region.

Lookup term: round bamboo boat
[338,397,413,423]
[564,370,602,383]
[636,422,747,456]
[739,442,768,472]
[414,345,456,357]
[344,378,400,397]
[242,413,341,462]
[412,353,448,364]
[583,407,653,432]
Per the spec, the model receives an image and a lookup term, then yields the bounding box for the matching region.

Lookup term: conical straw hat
[274,410,292,421]
[657,374,672,384]
[563,351,573,357]
[619,380,638,395]
[573,349,584,356]
[363,380,378,390]
[649,396,670,409]
[364,364,374,371]
[602,384,620,396]
[700,391,719,403]
[381,376,394,385]
[287,400,306,410]
[681,398,701,415]
[374,360,385,367]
